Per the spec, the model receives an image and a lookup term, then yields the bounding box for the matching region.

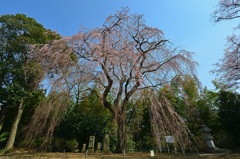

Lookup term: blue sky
[0,0,238,90]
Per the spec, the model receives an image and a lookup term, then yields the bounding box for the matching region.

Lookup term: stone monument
[200,125,215,152]
[103,134,111,155]
[95,142,102,153]
[81,143,86,153]
[88,136,95,154]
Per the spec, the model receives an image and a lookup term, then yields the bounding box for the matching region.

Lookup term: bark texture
[3,100,24,153]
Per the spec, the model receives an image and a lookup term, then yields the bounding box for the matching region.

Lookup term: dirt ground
[0,152,240,159]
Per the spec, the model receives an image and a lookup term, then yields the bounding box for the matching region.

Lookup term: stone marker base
[88,148,94,154]
[103,150,111,155]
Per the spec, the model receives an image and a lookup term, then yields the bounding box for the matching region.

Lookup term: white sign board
[150,150,154,156]
[165,136,174,143]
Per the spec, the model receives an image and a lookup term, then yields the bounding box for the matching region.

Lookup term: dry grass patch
[0,152,240,159]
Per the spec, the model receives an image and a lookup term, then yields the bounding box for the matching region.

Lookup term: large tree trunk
[115,105,127,153]
[3,99,24,153]
[115,117,126,153]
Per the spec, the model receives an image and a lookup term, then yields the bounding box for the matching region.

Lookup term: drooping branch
[24,92,71,150]
[213,0,240,23]
[149,89,192,151]
[212,1,240,89]
[212,34,240,89]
